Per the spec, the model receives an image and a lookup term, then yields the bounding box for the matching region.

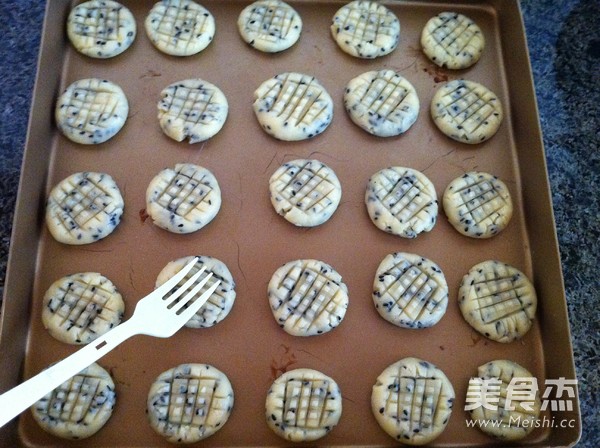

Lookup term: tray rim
[0,0,581,446]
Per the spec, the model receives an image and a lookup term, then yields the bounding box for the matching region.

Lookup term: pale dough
[266,368,342,442]
[147,363,234,443]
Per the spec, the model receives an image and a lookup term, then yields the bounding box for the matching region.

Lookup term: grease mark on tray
[234,240,248,286]
[270,344,297,379]
[423,65,449,84]
[297,348,325,363]
[307,150,349,163]
[468,331,488,347]
[128,258,138,294]
[263,151,279,174]
[421,148,456,173]
[139,69,162,79]
[139,208,149,223]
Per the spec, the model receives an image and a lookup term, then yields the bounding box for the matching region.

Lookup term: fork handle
[0,318,138,428]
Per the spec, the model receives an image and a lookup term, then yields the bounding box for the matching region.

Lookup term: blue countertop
[0,1,598,446]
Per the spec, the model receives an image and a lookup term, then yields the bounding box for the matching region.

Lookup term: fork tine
[163,266,206,307]
[170,272,214,314]
[175,279,221,323]
[151,256,200,299]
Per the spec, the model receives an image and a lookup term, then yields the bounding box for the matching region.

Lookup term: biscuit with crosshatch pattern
[45,171,124,245]
[268,259,348,336]
[146,163,221,233]
[466,360,541,440]
[421,11,485,69]
[371,357,455,444]
[269,159,342,227]
[238,0,302,52]
[155,255,236,328]
[266,368,342,441]
[158,78,228,143]
[42,272,124,344]
[458,260,537,342]
[55,78,128,145]
[31,363,116,439]
[253,72,334,141]
[344,69,420,137]
[67,0,136,58]
[330,0,400,59]
[443,171,513,238]
[372,252,448,329]
[145,0,215,56]
[365,166,438,238]
[147,363,234,443]
[431,79,503,144]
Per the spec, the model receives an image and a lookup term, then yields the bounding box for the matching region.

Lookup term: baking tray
[0,0,581,446]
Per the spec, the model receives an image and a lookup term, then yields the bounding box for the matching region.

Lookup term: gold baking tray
[0,0,581,446]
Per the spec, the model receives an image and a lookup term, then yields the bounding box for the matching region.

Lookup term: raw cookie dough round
[467,360,541,440]
[55,78,129,145]
[253,72,333,141]
[42,272,124,344]
[146,163,221,234]
[372,357,455,445]
[147,363,234,443]
[421,12,485,69]
[373,252,448,329]
[238,0,302,52]
[158,78,228,143]
[67,0,136,59]
[268,259,348,336]
[365,166,438,238]
[431,79,503,144]
[344,70,420,137]
[443,171,513,238]
[155,255,236,328]
[269,159,342,227]
[330,0,400,59]
[145,0,215,56]
[31,362,116,440]
[45,171,124,245]
[459,260,537,343]
[266,368,342,442]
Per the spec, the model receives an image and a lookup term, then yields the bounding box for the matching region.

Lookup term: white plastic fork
[0,257,219,428]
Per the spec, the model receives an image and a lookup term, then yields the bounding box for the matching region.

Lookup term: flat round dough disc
[45,171,124,245]
[269,159,342,227]
[55,78,129,145]
[31,362,116,439]
[373,252,448,329]
[67,0,136,58]
[238,0,302,52]
[365,166,438,238]
[158,78,228,143]
[330,0,400,59]
[431,79,503,144]
[467,360,541,440]
[459,260,537,343]
[266,368,342,442]
[147,363,234,443]
[42,272,124,344]
[421,12,485,69]
[268,259,349,336]
[145,163,221,234]
[372,357,455,445]
[155,255,236,328]
[344,69,420,137]
[253,72,333,141]
[443,171,513,238]
[145,0,215,56]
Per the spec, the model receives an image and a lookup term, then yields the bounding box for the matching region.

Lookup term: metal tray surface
[0,0,581,446]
